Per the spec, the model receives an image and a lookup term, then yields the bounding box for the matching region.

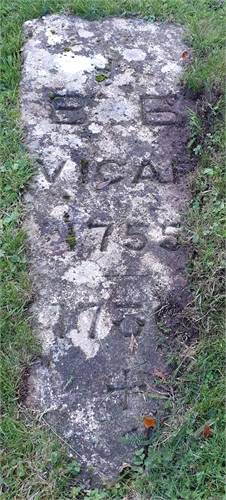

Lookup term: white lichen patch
[56,159,79,183]
[67,305,112,359]
[92,97,139,124]
[78,28,95,38]
[62,261,103,287]
[71,403,99,432]
[55,53,108,75]
[50,204,69,218]
[88,123,103,134]
[141,254,172,289]
[76,309,98,354]
[161,62,182,74]
[122,48,146,61]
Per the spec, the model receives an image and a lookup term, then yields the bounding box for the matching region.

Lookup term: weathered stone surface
[20,15,194,484]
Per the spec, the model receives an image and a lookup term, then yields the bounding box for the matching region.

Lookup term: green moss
[66,235,76,248]
[81,159,89,167]
[50,29,55,34]
[49,94,60,100]
[95,74,108,82]
[63,47,70,52]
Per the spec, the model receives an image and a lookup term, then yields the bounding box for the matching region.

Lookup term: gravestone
[20,15,194,484]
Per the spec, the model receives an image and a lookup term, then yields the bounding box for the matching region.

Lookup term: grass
[0,0,225,498]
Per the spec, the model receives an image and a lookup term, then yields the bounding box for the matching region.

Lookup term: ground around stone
[20,15,196,485]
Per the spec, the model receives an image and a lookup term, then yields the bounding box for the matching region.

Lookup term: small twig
[147,385,170,397]
[154,304,168,317]
[28,490,40,500]
[168,384,175,400]
[194,303,217,322]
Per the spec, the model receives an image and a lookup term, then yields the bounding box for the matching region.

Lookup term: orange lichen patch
[143,417,156,429]
[202,425,212,438]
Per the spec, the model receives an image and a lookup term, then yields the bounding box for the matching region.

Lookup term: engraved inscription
[132,159,160,183]
[95,161,124,187]
[88,221,113,252]
[80,158,89,183]
[113,303,145,337]
[101,224,114,251]
[141,95,178,125]
[87,221,148,252]
[124,223,148,251]
[87,304,102,339]
[119,315,145,337]
[49,93,87,124]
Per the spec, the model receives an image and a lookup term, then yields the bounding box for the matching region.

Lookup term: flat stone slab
[20,15,194,484]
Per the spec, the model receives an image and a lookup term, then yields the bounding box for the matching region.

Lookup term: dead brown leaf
[182,50,189,60]
[153,368,166,379]
[202,425,212,438]
[143,416,156,429]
